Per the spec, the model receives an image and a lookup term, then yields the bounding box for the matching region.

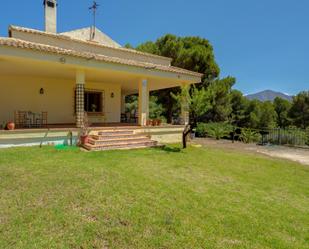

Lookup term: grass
[0,145,308,249]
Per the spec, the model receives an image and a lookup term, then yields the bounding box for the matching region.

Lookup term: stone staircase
[83,128,158,151]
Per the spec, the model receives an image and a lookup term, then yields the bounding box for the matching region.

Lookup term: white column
[138,79,149,126]
[76,70,85,128]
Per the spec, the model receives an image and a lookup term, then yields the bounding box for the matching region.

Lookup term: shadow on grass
[155,145,182,153]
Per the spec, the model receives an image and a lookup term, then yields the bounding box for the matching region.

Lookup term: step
[83,140,157,151]
[91,134,145,140]
[88,136,150,145]
[92,126,139,131]
[96,130,134,136]
[84,144,155,151]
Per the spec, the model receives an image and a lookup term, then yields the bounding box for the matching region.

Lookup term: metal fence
[260,128,309,147]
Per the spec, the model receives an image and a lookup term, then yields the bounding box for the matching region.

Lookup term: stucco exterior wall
[10,30,171,66]
[0,75,121,125]
[135,126,185,144]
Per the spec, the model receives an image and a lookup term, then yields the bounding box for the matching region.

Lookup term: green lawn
[0,145,308,249]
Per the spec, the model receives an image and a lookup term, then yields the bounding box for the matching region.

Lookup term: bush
[196,122,233,140]
[239,129,261,144]
[149,96,165,119]
[306,128,309,146]
[196,123,208,137]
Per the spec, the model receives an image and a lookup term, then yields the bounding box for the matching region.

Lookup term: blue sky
[1,0,308,95]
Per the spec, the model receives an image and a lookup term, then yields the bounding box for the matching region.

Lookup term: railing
[39,128,50,148]
[229,127,309,147]
[260,128,309,147]
[39,129,75,148]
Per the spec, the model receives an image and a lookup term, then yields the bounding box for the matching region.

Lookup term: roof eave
[8,25,174,63]
[0,38,203,79]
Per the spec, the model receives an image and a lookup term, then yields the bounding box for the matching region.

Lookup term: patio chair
[35,112,48,128]
[14,111,28,128]
[130,111,138,124]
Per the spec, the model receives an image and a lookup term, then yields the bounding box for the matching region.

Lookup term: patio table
[25,112,33,128]
[25,112,43,128]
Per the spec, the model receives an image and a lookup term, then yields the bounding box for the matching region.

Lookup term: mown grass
[0,145,308,249]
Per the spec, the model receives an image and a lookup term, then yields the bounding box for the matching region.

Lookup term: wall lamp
[39,88,45,95]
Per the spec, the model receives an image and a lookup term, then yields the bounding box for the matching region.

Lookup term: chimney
[44,0,57,33]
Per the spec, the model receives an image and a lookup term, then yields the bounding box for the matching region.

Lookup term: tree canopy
[126,34,307,131]
[274,97,292,128]
[136,34,220,83]
[289,91,309,129]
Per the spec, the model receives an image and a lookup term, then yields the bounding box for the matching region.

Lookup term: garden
[0,145,308,248]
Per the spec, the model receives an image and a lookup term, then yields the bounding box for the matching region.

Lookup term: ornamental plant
[239,128,261,144]
[196,122,233,140]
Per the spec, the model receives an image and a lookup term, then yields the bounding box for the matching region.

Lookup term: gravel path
[192,138,309,166]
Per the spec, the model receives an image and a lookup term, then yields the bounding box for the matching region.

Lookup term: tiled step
[97,130,134,136]
[88,136,150,145]
[91,133,144,140]
[93,126,139,131]
[84,128,158,151]
[83,140,157,151]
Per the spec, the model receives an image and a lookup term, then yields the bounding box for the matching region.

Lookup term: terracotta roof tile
[9,26,173,62]
[0,38,203,78]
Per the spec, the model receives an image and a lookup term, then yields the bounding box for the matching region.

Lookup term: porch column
[181,84,190,125]
[76,70,85,128]
[138,79,149,126]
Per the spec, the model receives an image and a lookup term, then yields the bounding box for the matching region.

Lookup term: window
[85,91,103,113]
[75,89,104,113]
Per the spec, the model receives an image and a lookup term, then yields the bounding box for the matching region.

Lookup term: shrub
[306,127,309,146]
[239,128,261,144]
[196,123,208,137]
[149,96,165,119]
[196,122,233,140]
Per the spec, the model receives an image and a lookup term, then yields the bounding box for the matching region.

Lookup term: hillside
[246,90,292,102]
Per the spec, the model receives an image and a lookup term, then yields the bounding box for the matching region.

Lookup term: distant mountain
[245,90,293,102]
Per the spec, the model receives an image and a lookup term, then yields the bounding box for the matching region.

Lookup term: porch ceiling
[0,54,197,94]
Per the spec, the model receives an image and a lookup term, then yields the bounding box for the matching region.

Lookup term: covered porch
[0,46,199,129]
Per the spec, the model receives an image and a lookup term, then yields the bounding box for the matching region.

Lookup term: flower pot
[152,119,157,126]
[146,120,152,126]
[6,122,15,130]
[156,119,162,126]
[80,135,89,145]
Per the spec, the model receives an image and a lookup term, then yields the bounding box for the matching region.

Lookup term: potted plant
[91,104,97,113]
[149,96,164,126]
[146,119,152,126]
[6,121,15,130]
[0,122,5,130]
[156,118,162,126]
[80,128,89,145]
[79,113,90,145]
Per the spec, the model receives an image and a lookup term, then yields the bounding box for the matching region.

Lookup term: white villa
[0,0,202,150]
